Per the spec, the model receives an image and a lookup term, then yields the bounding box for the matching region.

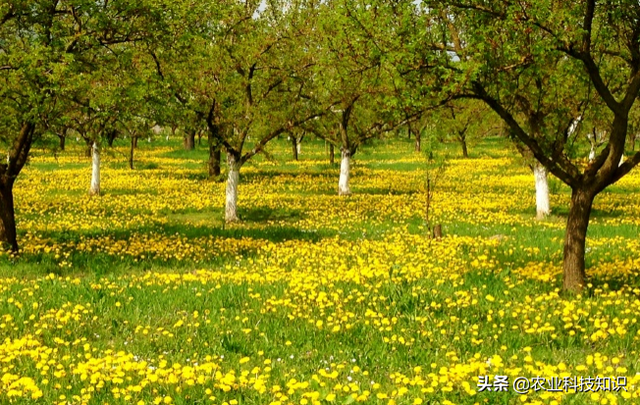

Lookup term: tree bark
[329,144,335,165]
[562,188,595,293]
[89,142,100,196]
[133,136,138,149]
[107,129,117,147]
[208,123,222,178]
[415,131,421,152]
[58,135,66,151]
[461,137,468,158]
[296,138,302,157]
[291,136,298,161]
[0,179,17,253]
[129,136,135,170]
[338,148,351,196]
[225,155,241,222]
[209,143,221,178]
[0,122,35,253]
[534,164,550,220]
[84,139,92,158]
[184,131,195,150]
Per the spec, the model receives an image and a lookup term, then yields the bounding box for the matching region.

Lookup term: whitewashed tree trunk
[587,131,596,162]
[338,149,351,196]
[534,164,550,220]
[620,154,625,167]
[89,142,100,196]
[225,156,241,222]
[588,145,596,162]
[296,139,302,156]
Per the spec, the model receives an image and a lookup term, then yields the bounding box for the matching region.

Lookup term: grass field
[1,136,640,405]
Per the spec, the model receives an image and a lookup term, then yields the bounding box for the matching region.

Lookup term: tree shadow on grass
[240,206,304,223]
[553,207,626,220]
[33,217,332,245]
[6,219,336,278]
[357,188,419,196]
[240,170,334,182]
[18,204,332,267]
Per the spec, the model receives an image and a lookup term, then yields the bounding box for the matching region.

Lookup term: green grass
[0,135,639,404]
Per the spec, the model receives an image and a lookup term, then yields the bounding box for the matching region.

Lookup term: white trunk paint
[534,164,550,220]
[568,116,581,136]
[620,154,625,167]
[296,139,302,156]
[166,135,170,141]
[148,137,152,143]
[225,156,240,222]
[338,149,351,196]
[587,131,596,162]
[89,142,100,196]
[588,144,596,162]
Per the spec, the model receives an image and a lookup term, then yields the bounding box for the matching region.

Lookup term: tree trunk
[209,143,221,178]
[225,155,241,222]
[208,123,222,178]
[184,131,195,150]
[588,144,596,162]
[0,122,35,253]
[296,139,302,157]
[58,135,66,151]
[329,144,335,165]
[461,137,468,158]
[534,164,550,220]
[133,137,138,149]
[0,180,18,253]
[129,136,135,170]
[89,142,100,196]
[338,148,351,196]
[415,132,421,153]
[562,188,595,293]
[291,136,298,161]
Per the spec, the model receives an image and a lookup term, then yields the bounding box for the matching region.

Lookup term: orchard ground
[1,136,640,405]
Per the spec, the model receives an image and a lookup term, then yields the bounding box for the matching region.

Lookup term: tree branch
[470,81,579,187]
